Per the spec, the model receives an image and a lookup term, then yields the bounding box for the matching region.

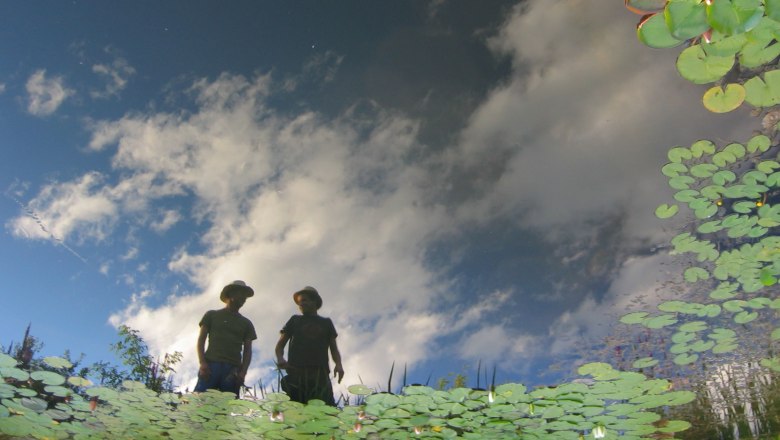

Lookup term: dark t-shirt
[200,309,257,366]
[281,315,337,369]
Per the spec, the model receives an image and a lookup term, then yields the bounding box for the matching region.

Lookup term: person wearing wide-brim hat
[195,280,257,397]
[275,286,344,406]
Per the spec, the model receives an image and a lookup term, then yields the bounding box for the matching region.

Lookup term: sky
[0,0,758,395]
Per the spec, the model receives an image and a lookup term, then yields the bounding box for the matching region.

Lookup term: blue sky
[0,0,756,394]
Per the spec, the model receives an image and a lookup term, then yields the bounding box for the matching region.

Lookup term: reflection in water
[671,361,780,439]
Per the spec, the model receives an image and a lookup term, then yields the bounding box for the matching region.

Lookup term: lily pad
[666,0,710,39]
[677,44,735,84]
[706,0,763,35]
[703,83,745,113]
[638,13,687,48]
[655,203,679,219]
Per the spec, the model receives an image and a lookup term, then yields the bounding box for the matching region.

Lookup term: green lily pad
[767,0,780,20]
[703,83,745,113]
[655,203,679,219]
[43,356,72,370]
[662,162,689,177]
[668,146,693,163]
[30,371,65,386]
[747,134,772,153]
[643,314,679,329]
[0,354,17,368]
[666,0,710,39]
[632,357,659,369]
[677,44,735,84]
[673,353,699,365]
[706,0,763,35]
[684,266,709,282]
[347,385,373,396]
[745,69,780,107]
[760,356,780,371]
[620,311,650,324]
[638,13,687,48]
[734,310,759,323]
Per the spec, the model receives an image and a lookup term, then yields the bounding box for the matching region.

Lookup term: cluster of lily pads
[0,353,695,439]
[620,0,780,375]
[630,0,780,113]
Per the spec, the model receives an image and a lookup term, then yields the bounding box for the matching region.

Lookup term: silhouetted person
[194,280,257,397]
[275,286,344,406]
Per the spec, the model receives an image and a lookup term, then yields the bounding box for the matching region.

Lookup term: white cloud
[0,83,6,94]
[25,69,74,116]
[150,209,181,233]
[91,56,136,99]
[78,72,454,390]
[450,0,754,243]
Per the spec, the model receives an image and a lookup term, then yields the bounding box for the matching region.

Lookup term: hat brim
[293,289,322,309]
[220,285,254,302]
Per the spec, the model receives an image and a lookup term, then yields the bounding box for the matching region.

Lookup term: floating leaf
[655,203,679,219]
[668,146,693,163]
[658,420,692,433]
[621,311,650,324]
[684,266,709,282]
[712,341,739,353]
[679,321,708,333]
[638,12,687,48]
[674,189,700,202]
[690,139,717,156]
[706,0,763,35]
[698,222,723,237]
[669,175,696,189]
[632,357,659,369]
[745,69,780,107]
[348,384,372,396]
[677,45,735,84]
[712,170,737,185]
[673,353,699,365]
[703,83,745,113]
[31,371,66,386]
[757,160,780,173]
[733,310,759,323]
[760,356,780,371]
[666,0,710,39]
[662,162,689,178]
[643,314,679,329]
[43,356,72,370]
[0,354,17,368]
[747,134,771,153]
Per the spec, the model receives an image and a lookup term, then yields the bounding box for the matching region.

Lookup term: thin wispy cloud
[91,56,136,99]
[25,69,74,116]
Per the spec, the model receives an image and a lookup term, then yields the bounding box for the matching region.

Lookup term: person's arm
[238,339,252,383]
[196,325,210,378]
[275,333,291,369]
[329,337,344,383]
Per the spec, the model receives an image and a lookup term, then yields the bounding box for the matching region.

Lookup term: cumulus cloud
[25,69,74,116]
[449,0,754,242]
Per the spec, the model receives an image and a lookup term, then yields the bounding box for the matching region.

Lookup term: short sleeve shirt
[281,315,337,369]
[200,309,257,366]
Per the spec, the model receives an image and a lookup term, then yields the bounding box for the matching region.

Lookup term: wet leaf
[702,83,745,113]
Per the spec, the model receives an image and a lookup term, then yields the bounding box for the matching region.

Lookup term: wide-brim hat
[220,280,254,302]
[293,286,322,309]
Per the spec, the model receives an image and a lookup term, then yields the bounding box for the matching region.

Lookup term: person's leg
[218,365,241,397]
[193,361,223,392]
